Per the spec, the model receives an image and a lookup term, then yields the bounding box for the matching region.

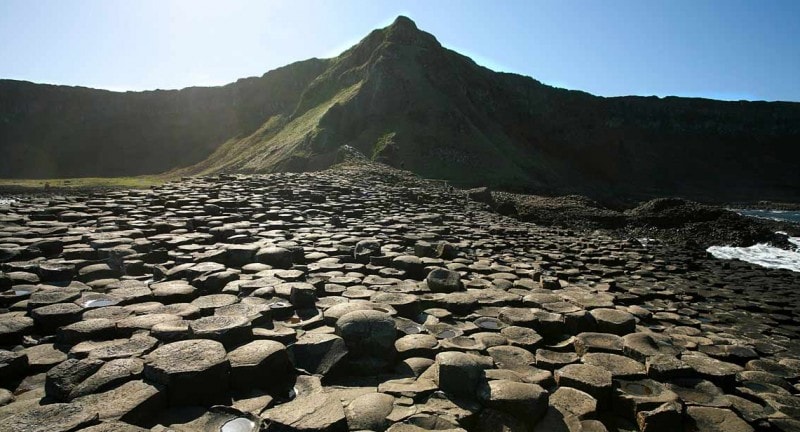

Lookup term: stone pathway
[0,162,799,431]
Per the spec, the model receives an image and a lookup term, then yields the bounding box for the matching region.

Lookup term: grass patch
[0,175,168,191]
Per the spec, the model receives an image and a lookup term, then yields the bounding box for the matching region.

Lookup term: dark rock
[45,357,104,401]
[73,379,166,426]
[0,402,99,432]
[685,406,753,432]
[612,379,680,419]
[256,246,294,269]
[623,332,681,362]
[549,386,597,420]
[0,349,28,386]
[335,310,397,373]
[589,308,636,335]
[354,239,381,263]
[646,354,693,381]
[345,392,395,431]
[478,379,549,425]
[228,340,291,393]
[555,364,613,406]
[288,333,347,375]
[636,401,683,432]
[22,343,67,372]
[395,334,439,359]
[582,353,646,380]
[144,339,230,406]
[435,351,492,398]
[31,302,83,333]
[426,267,463,293]
[0,314,34,345]
[189,315,251,348]
[69,358,144,399]
[574,332,623,356]
[682,353,743,390]
[261,393,347,432]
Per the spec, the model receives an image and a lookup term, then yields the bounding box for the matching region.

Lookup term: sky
[1,0,798,101]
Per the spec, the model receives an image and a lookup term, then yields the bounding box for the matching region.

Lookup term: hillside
[0,59,329,178]
[2,16,800,202]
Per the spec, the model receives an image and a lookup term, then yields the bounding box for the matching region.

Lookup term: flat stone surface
[144,339,229,406]
[477,379,549,423]
[590,308,636,335]
[555,364,613,404]
[228,340,290,392]
[45,357,104,401]
[682,353,743,388]
[582,352,647,379]
[574,332,624,356]
[73,379,166,425]
[686,406,754,432]
[261,393,347,431]
[0,402,98,432]
[550,386,597,419]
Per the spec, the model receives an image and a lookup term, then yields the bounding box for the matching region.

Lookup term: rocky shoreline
[1,161,799,431]
[477,191,800,250]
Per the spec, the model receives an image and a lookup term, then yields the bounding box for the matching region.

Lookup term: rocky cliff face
[2,16,799,202]
[0,58,328,178]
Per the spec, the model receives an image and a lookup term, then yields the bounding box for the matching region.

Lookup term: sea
[707,209,800,272]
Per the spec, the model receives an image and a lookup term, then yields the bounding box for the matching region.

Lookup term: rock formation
[0,160,798,430]
[2,16,800,202]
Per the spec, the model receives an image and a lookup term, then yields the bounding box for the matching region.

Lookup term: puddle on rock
[403,325,423,335]
[623,382,654,396]
[436,330,457,339]
[220,417,255,432]
[84,299,116,308]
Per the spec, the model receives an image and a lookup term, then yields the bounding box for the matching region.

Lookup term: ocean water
[707,210,800,272]
[735,209,800,223]
[0,198,14,206]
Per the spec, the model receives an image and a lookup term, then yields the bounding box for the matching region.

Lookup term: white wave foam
[0,198,15,206]
[707,237,800,272]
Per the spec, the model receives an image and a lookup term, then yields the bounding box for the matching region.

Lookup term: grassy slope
[0,175,167,190]
[179,81,364,176]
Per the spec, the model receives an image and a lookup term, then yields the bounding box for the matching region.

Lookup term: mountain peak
[390,15,418,31]
[381,15,439,49]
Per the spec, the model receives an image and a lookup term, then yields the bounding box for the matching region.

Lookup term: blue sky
[1,0,798,101]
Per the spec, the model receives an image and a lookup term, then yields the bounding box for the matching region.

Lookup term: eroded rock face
[0,162,797,431]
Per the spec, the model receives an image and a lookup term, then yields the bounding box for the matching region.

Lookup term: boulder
[426,268,463,293]
[435,351,492,398]
[345,392,395,431]
[335,310,397,373]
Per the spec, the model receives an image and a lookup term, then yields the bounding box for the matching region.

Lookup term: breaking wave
[707,238,800,272]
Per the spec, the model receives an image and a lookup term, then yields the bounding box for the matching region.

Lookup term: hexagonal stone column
[144,339,229,406]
